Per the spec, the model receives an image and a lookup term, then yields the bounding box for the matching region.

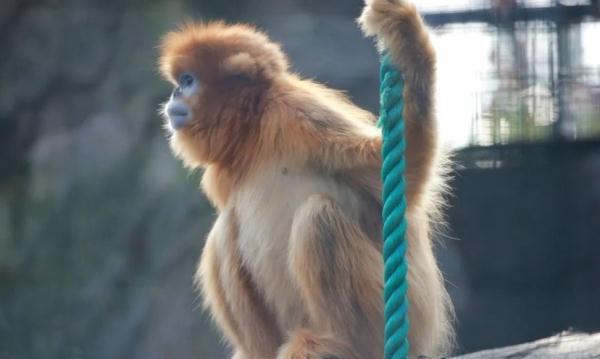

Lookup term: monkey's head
[159,22,289,169]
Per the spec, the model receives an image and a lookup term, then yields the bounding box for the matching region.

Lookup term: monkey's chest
[232,168,361,329]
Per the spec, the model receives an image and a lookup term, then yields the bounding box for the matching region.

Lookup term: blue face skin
[165,73,198,131]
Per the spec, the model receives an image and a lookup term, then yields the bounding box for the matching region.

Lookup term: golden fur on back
[158,1,454,358]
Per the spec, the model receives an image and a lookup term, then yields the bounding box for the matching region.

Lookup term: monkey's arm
[359,0,439,206]
[197,211,282,359]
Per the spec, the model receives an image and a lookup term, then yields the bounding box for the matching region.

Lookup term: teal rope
[379,53,410,359]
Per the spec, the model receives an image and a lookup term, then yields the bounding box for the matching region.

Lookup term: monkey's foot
[277,330,355,359]
[231,350,251,359]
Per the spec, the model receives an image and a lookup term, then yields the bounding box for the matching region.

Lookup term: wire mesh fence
[419,0,600,148]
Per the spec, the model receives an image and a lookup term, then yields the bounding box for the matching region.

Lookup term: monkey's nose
[166,101,190,130]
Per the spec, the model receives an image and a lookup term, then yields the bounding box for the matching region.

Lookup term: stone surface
[451,332,600,359]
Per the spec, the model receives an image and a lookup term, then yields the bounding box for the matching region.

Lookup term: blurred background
[1,0,599,358]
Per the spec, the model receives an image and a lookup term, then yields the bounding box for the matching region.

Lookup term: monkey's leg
[280,194,384,359]
[198,212,283,359]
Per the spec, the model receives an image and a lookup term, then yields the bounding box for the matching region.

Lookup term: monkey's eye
[172,72,199,99]
[179,73,196,88]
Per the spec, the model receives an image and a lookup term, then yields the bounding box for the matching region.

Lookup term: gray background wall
[443,141,600,353]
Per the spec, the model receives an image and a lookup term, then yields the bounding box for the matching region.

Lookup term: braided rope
[379,53,410,359]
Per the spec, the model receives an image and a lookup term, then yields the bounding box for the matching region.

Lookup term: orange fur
[158,1,454,357]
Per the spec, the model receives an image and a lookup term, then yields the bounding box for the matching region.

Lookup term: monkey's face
[163,72,199,132]
[159,22,289,168]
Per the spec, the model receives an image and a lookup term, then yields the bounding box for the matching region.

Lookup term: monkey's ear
[222,52,259,80]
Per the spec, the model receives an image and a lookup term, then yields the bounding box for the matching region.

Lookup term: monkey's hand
[359,0,415,45]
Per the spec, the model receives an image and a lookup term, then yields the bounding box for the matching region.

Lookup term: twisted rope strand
[379,53,410,359]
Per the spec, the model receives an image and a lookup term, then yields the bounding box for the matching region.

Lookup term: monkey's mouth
[166,101,191,131]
